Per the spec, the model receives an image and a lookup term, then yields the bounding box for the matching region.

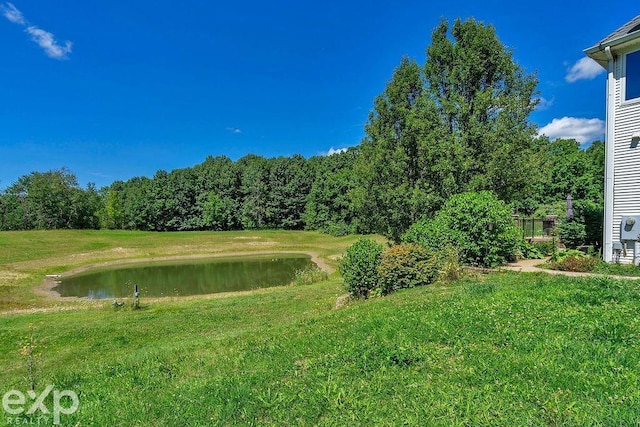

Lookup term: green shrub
[339,238,383,298]
[548,250,599,272]
[533,240,556,256]
[401,216,462,257]
[402,191,520,267]
[550,249,587,262]
[377,244,440,295]
[571,199,603,248]
[558,218,586,249]
[549,255,599,272]
[532,201,567,218]
[323,222,352,237]
[517,240,544,259]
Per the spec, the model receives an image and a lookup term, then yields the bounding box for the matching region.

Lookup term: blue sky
[0,1,633,189]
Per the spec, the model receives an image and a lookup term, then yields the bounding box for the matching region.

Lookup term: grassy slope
[1,231,640,425]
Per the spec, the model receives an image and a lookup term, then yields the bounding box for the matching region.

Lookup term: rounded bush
[377,244,439,295]
[402,191,520,267]
[339,238,383,298]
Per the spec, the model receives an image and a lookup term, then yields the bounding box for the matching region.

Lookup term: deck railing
[514,217,557,240]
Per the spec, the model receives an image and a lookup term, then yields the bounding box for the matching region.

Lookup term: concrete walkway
[500,258,640,280]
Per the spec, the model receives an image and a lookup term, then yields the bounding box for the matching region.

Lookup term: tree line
[0,18,605,240]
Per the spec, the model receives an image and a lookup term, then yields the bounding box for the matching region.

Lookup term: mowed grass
[1,230,640,425]
[594,261,640,277]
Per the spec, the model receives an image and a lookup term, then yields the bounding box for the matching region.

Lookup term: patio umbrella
[566,194,573,218]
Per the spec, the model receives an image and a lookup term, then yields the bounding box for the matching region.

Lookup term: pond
[53,254,315,299]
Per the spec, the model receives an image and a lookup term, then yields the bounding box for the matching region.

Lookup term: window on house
[626,50,640,101]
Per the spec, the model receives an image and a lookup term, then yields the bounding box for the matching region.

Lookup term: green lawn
[594,261,640,277]
[1,231,639,425]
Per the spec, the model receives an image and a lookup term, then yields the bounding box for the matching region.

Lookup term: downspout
[603,46,616,262]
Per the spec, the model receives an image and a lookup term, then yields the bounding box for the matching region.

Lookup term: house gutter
[603,46,615,262]
[585,32,640,68]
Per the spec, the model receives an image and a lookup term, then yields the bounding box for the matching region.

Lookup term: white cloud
[226,127,241,134]
[324,147,348,156]
[1,2,72,60]
[566,57,605,83]
[538,117,605,144]
[1,2,24,24]
[533,96,554,111]
[26,26,72,59]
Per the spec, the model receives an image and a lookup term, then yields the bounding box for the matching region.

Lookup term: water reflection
[54,254,313,299]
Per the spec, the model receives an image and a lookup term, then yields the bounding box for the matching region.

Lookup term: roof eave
[584,46,609,69]
[585,31,640,68]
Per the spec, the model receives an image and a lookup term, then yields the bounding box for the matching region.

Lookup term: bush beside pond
[377,244,440,296]
[339,238,384,298]
[340,239,459,298]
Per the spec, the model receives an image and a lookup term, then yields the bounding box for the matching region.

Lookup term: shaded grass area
[2,271,640,425]
[0,229,374,311]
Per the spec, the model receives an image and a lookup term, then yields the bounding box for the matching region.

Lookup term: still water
[53,254,314,299]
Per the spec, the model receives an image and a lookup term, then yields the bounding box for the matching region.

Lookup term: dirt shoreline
[38,250,334,301]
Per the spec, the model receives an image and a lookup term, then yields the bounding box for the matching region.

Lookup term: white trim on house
[587,17,640,264]
[614,42,640,264]
[603,47,615,262]
[621,48,640,106]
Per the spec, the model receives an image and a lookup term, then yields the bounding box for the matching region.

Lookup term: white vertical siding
[612,56,640,263]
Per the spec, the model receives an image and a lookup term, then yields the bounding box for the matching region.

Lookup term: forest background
[0,19,605,245]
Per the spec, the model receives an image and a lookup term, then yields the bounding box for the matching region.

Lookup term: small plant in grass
[339,238,383,298]
[292,265,328,285]
[438,246,463,282]
[19,326,46,391]
[377,244,440,295]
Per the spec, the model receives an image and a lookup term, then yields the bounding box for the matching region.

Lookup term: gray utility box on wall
[620,216,640,241]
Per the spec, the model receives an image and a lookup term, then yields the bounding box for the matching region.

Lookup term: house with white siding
[586,16,640,264]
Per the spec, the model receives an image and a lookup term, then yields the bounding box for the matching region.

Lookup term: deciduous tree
[354,18,539,240]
